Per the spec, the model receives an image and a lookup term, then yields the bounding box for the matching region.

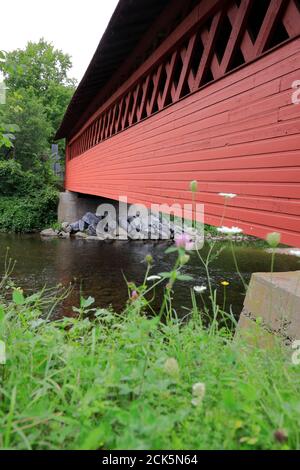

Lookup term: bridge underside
[62,0,300,247]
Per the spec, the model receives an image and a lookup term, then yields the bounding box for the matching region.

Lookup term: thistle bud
[274,429,288,443]
[180,254,190,265]
[266,232,281,248]
[145,254,153,265]
[190,180,198,193]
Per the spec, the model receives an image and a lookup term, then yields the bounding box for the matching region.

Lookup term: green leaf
[165,247,178,254]
[0,306,4,323]
[177,274,194,281]
[80,296,95,309]
[159,272,172,279]
[12,289,25,305]
[80,422,112,450]
[25,293,40,304]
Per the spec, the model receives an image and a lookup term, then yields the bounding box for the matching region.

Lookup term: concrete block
[236,311,278,349]
[58,191,108,224]
[240,271,300,340]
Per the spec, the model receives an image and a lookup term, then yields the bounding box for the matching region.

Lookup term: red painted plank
[66,39,300,247]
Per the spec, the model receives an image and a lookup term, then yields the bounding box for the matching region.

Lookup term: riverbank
[2,232,300,317]
[1,280,299,450]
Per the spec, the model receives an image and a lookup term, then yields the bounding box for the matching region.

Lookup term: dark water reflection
[0,233,299,318]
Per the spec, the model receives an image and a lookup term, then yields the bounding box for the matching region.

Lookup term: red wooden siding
[65,0,300,247]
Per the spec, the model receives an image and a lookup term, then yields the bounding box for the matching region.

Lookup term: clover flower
[193,286,207,294]
[266,232,281,248]
[274,429,288,443]
[175,233,194,250]
[191,382,206,407]
[164,358,180,377]
[218,193,237,199]
[131,290,139,301]
[217,226,243,235]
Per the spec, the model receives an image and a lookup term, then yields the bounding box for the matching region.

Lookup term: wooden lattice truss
[69,0,300,159]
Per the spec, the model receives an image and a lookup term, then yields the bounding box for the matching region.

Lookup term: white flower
[147,275,162,282]
[191,382,206,407]
[266,232,281,248]
[290,250,300,257]
[0,341,6,365]
[193,286,207,294]
[164,358,180,377]
[217,226,243,235]
[219,193,237,199]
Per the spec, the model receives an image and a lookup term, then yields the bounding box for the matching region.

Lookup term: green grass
[0,283,299,450]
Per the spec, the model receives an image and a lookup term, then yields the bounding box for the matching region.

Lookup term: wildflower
[221,281,230,287]
[274,429,288,444]
[219,193,237,199]
[175,233,192,250]
[164,358,180,377]
[217,226,243,235]
[290,250,300,257]
[147,275,161,282]
[266,232,281,248]
[131,290,139,301]
[145,254,153,265]
[190,180,198,193]
[0,341,6,365]
[191,382,206,407]
[193,286,207,294]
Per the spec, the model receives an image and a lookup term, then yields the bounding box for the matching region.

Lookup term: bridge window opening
[201,67,214,86]
[214,15,232,64]
[172,54,184,90]
[247,0,271,43]
[229,47,246,71]
[266,21,289,51]
[190,34,204,78]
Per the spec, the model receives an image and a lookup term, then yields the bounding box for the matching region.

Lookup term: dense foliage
[1,39,76,144]
[0,42,76,232]
[2,89,52,169]
[0,281,299,450]
[0,160,58,232]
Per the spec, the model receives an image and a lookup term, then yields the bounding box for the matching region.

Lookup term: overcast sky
[0,0,120,83]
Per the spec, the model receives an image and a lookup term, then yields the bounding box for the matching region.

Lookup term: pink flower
[131,290,139,301]
[175,233,192,250]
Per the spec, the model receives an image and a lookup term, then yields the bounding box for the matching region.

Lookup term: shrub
[0,188,58,232]
[0,160,58,232]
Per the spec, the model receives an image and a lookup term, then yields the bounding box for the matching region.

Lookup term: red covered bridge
[56,0,300,247]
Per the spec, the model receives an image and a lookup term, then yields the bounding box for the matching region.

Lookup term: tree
[2,88,52,169]
[0,50,17,150]
[0,39,76,138]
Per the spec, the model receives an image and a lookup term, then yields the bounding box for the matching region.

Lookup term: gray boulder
[79,219,86,232]
[82,212,101,226]
[74,231,87,239]
[87,224,97,236]
[41,228,59,238]
[58,231,70,239]
[61,222,72,233]
[70,221,80,233]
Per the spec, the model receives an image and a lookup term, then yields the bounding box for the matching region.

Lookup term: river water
[0,233,299,318]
